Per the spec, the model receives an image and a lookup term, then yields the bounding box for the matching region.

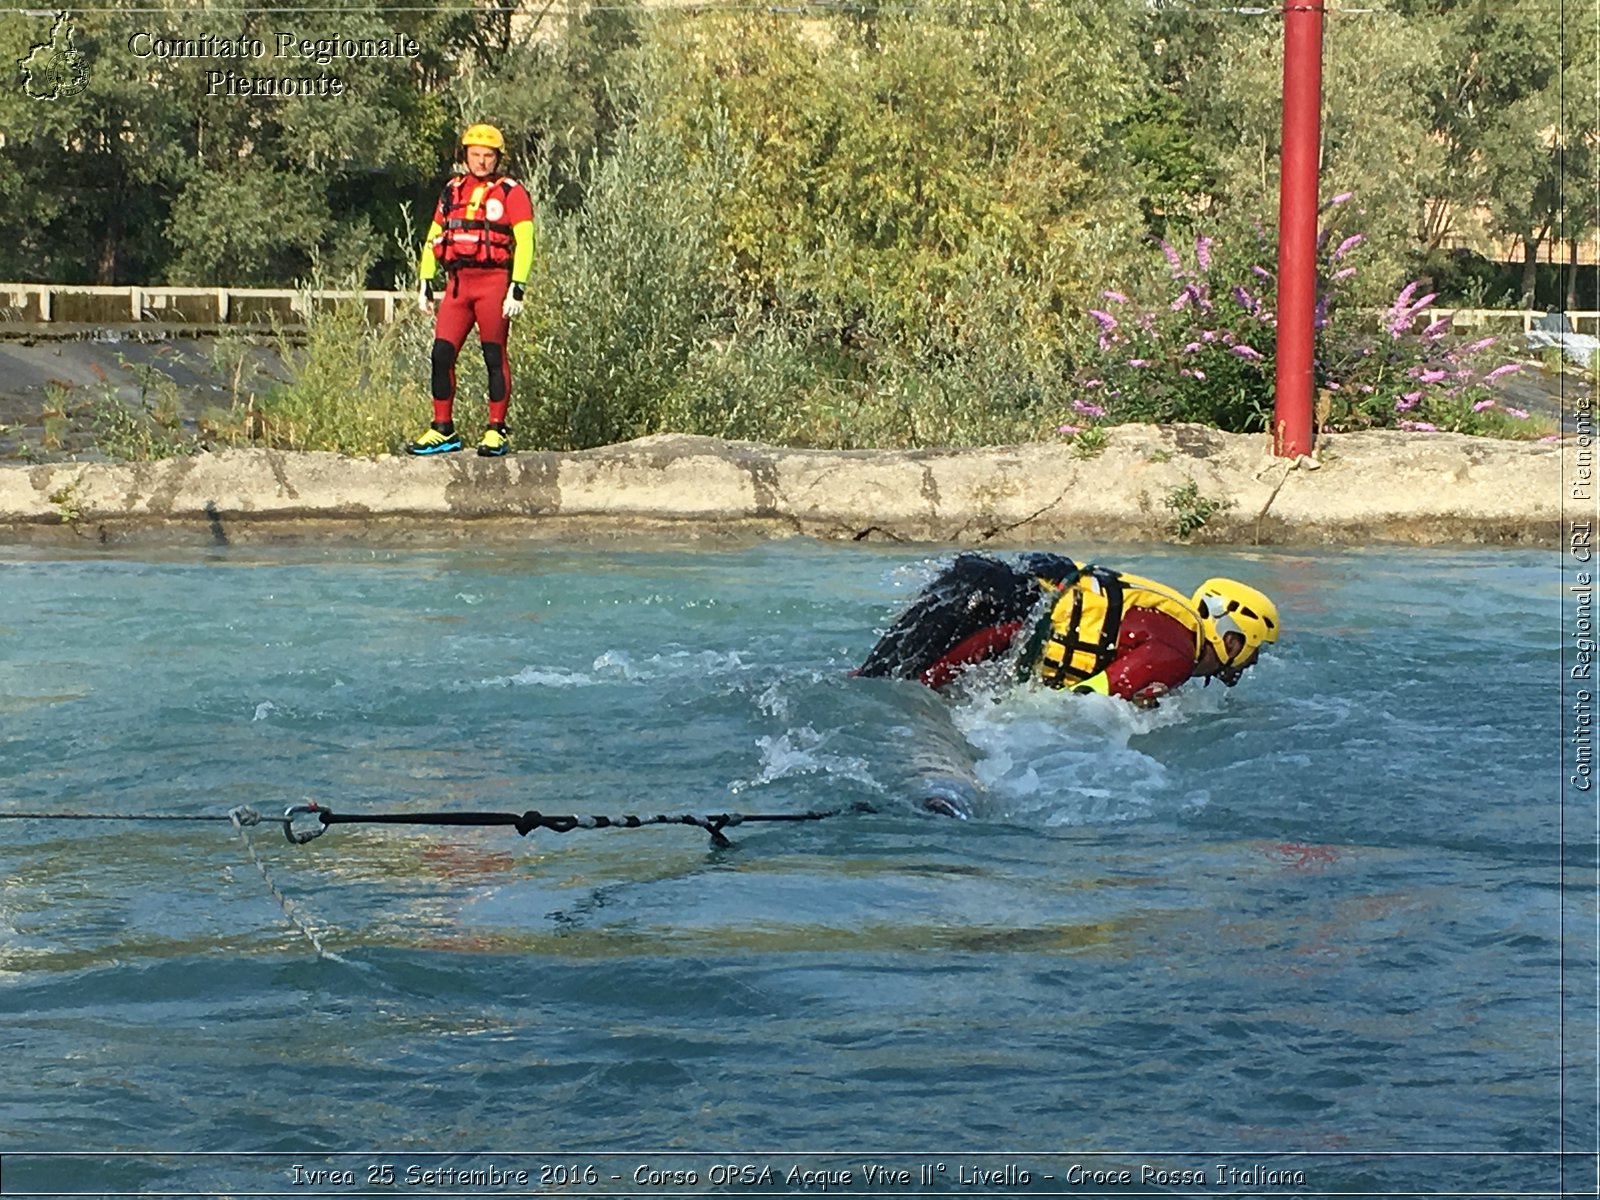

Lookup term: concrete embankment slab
[0,425,1572,547]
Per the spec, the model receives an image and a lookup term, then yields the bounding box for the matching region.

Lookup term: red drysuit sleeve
[1103,609,1200,699]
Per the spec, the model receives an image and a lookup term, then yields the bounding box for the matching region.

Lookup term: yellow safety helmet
[460,123,506,152]
[1191,578,1279,677]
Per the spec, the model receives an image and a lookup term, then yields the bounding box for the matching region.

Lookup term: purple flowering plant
[1062,199,1539,440]
[1313,257,1535,437]
[1060,231,1280,435]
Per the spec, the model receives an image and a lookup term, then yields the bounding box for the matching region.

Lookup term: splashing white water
[947,679,1224,825]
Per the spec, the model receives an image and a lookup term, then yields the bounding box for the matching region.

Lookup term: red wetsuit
[433,267,514,423]
[919,606,1198,699]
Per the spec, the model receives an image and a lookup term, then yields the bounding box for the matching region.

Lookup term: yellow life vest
[1033,567,1206,689]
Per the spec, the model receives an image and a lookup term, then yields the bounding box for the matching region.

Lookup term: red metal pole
[1273,0,1324,457]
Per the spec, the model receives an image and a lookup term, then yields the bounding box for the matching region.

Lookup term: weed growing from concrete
[1164,477,1233,539]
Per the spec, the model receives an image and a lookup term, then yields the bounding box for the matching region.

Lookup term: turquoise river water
[0,539,1591,1198]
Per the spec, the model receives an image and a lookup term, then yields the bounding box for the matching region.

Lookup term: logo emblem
[20,11,89,100]
[484,197,505,222]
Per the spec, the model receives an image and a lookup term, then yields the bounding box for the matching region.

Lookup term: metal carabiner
[282,803,329,845]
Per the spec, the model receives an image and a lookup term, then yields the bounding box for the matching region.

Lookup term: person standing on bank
[407,123,534,458]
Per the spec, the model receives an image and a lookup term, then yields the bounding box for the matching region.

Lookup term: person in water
[856,552,1280,709]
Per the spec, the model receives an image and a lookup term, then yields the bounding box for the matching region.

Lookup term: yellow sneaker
[405,425,462,456]
[477,426,510,457]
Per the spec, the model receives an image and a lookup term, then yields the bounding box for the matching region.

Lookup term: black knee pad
[481,342,507,402]
[430,339,458,399]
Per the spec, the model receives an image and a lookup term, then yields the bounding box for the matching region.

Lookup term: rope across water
[288,801,875,848]
[0,801,874,960]
[0,800,874,849]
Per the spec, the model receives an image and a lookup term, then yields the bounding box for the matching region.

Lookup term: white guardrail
[1435,307,1600,336]
[0,284,1595,338]
[0,283,409,328]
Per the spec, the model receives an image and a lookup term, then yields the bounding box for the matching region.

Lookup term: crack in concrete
[972,482,1076,543]
[752,454,814,537]
[266,451,299,499]
[144,455,198,516]
[851,525,905,542]
[745,453,781,517]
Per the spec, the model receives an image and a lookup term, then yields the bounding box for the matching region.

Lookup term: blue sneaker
[406,425,462,455]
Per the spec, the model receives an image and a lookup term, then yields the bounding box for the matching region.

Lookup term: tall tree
[1556,15,1598,309]
[1407,0,1568,300]
[0,6,193,281]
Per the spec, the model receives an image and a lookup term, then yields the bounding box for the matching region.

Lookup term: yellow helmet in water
[1191,578,1279,675]
[460,123,506,152]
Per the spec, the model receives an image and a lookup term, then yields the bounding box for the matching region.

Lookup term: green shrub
[250,276,432,455]
[515,118,725,451]
[89,358,198,461]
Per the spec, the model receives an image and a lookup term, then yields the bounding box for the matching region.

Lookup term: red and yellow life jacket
[1032,566,1205,688]
[432,176,519,270]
